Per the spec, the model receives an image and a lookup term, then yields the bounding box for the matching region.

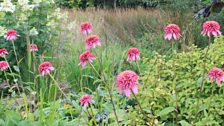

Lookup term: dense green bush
[139,36,224,125]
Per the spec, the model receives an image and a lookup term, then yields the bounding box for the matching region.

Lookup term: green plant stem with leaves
[11,40,19,65]
[86,107,98,126]
[194,37,211,125]
[3,56,21,95]
[136,60,141,74]
[171,40,179,126]
[90,104,98,126]
[89,62,120,126]
[131,90,154,125]
[48,73,67,98]
[200,37,211,93]
[3,71,10,87]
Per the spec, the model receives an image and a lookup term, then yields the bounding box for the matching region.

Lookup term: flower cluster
[164,24,181,40]
[202,21,222,37]
[208,68,224,86]
[80,94,95,107]
[116,70,139,97]
[0,48,8,57]
[0,61,9,71]
[85,35,101,50]
[0,0,15,13]
[5,30,18,41]
[79,51,96,68]
[30,44,38,52]
[80,22,92,35]
[38,62,55,77]
[127,48,140,61]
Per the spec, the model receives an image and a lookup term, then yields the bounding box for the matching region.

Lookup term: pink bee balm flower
[85,35,101,50]
[127,48,140,61]
[0,61,9,71]
[80,94,95,107]
[164,24,181,40]
[202,21,222,37]
[5,30,18,41]
[38,62,55,77]
[208,68,224,86]
[79,51,96,68]
[80,22,92,35]
[0,48,8,57]
[116,70,139,97]
[30,44,38,52]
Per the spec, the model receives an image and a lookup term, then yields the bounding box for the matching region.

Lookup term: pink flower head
[5,30,18,41]
[30,44,38,52]
[80,22,92,35]
[0,61,9,71]
[85,35,101,50]
[164,24,181,40]
[202,21,222,37]
[208,68,224,86]
[79,51,96,68]
[0,48,8,57]
[80,94,95,107]
[127,48,140,61]
[116,70,139,97]
[38,62,54,77]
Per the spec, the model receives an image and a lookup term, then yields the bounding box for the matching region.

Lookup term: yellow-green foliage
[136,36,224,125]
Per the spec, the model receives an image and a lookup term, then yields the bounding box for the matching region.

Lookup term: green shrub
[138,36,224,125]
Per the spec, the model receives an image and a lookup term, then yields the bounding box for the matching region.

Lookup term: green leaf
[198,104,209,112]
[0,119,5,125]
[158,107,176,116]
[179,120,191,126]
[13,66,20,73]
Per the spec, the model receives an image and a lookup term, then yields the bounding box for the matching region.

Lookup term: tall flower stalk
[164,23,181,125]
[89,62,120,126]
[11,40,19,65]
[194,21,222,124]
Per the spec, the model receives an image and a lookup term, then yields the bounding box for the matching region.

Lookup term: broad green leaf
[179,120,191,126]
[158,107,175,116]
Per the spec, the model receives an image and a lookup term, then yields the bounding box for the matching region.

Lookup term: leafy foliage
[140,36,224,125]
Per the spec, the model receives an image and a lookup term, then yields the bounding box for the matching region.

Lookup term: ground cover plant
[0,0,224,126]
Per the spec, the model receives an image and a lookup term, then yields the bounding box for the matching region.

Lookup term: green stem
[89,62,120,126]
[200,37,211,93]
[84,110,91,126]
[131,90,153,124]
[80,67,83,92]
[11,40,19,65]
[3,56,21,95]
[3,71,10,87]
[206,84,215,122]
[4,56,16,81]
[193,37,211,125]
[136,61,141,74]
[107,86,120,126]
[90,105,98,126]
[172,40,178,125]
[48,73,67,98]
[86,108,97,126]
[89,63,101,78]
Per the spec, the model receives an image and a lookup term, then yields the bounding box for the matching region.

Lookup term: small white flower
[29,27,38,36]
[18,13,28,21]
[0,0,15,13]
[33,0,42,5]
[0,26,7,37]
[18,0,29,6]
